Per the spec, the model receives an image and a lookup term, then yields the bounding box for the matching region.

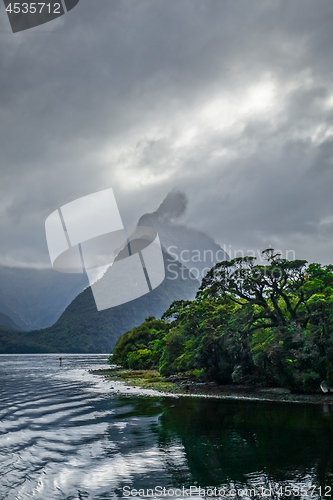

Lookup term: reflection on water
[1,355,333,499]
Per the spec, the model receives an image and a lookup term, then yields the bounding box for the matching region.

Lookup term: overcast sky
[1,0,333,267]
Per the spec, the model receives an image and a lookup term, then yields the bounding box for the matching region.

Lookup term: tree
[201,249,308,333]
[111,250,333,392]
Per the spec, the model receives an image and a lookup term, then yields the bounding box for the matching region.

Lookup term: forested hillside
[0,253,199,353]
[111,249,333,393]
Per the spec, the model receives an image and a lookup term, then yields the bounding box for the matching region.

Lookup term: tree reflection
[114,395,333,492]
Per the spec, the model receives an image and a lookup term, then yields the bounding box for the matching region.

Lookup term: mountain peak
[155,188,188,222]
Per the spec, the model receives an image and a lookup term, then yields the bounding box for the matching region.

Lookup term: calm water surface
[1,355,333,500]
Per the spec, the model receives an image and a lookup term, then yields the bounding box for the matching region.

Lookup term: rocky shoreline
[91,368,333,405]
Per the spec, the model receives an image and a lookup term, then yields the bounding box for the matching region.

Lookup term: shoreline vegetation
[91,367,333,405]
[106,249,333,400]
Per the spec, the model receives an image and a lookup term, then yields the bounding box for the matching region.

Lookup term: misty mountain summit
[0,189,228,353]
[139,188,228,279]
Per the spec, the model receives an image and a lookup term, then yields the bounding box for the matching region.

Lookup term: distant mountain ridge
[0,266,89,330]
[0,312,20,330]
[0,251,199,353]
[0,189,228,353]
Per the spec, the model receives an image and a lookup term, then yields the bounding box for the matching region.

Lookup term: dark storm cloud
[1,0,333,265]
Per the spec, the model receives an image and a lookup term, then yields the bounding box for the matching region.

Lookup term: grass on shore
[90,368,333,403]
[92,368,177,393]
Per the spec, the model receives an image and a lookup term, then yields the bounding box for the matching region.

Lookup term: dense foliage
[111,317,168,369]
[110,250,333,392]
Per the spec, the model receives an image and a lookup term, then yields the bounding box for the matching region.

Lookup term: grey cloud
[1,0,333,266]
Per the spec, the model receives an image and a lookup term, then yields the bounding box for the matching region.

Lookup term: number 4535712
[5,3,61,13]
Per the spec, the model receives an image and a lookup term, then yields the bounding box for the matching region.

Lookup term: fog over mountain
[0,267,89,330]
[0,249,199,353]
[0,189,227,333]
[0,312,20,330]
[139,189,228,281]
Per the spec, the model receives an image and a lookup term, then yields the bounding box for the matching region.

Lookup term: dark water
[1,355,333,499]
